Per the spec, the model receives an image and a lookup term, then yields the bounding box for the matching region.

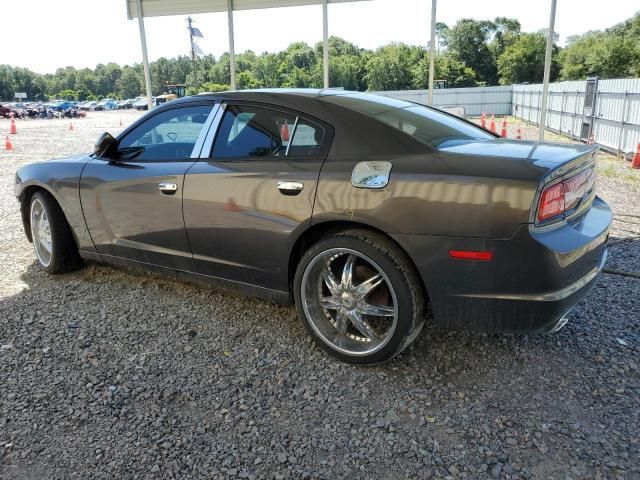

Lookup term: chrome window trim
[199,103,227,159]
[190,103,221,158]
[285,116,299,156]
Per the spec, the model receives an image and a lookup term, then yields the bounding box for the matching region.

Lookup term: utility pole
[539,0,557,142]
[187,16,198,91]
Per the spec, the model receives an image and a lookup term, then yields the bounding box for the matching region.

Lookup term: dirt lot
[0,110,639,480]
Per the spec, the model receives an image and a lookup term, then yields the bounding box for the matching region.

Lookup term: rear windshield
[327,94,494,148]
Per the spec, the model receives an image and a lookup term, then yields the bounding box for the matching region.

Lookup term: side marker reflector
[448,250,493,261]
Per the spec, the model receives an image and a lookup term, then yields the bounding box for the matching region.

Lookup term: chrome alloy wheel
[30,198,53,268]
[301,248,399,356]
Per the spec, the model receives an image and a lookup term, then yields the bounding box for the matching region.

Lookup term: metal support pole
[572,90,579,140]
[559,90,565,134]
[617,91,629,156]
[322,0,329,89]
[538,0,557,142]
[227,0,236,90]
[427,0,437,106]
[136,0,153,110]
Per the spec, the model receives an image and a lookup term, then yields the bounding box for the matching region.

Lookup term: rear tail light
[537,167,595,222]
[537,183,565,221]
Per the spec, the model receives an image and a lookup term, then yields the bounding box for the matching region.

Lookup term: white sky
[2,0,638,73]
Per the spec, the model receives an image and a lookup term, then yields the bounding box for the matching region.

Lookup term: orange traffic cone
[480,112,486,129]
[69,122,74,131]
[516,127,522,140]
[631,143,640,169]
[500,117,508,138]
[5,135,12,151]
[489,114,496,133]
[10,114,17,135]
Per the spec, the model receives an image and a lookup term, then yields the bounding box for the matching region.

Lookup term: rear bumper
[392,196,611,334]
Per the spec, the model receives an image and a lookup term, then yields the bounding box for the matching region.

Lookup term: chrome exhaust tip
[545,314,569,335]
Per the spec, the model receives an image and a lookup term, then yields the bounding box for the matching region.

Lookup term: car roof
[150,89,447,157]
[173,88,414,107]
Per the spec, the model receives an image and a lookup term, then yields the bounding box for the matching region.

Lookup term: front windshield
[330,94,494,149]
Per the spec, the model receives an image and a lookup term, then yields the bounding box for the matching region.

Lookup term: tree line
[1,13,638,102]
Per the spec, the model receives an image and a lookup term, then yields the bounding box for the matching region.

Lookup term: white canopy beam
[227,0,236,89]
[427,0,436,106]
[322,0,329,88]
[538,0,557,142]
[126,0,366,17]
[126,0,370,92]
[135,0,154,109]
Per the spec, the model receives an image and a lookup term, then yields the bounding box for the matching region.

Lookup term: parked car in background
[79,101,98,111]
[0,104,12,118]
[47,101,76,112]
[117,99,134,109]
[14,90,611,364]
[95,99,118,111]
[133,97,153,110]
[105,99,119,110]
[10,105,28,118]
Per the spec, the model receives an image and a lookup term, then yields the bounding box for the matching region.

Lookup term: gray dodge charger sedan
[15,89,611,364]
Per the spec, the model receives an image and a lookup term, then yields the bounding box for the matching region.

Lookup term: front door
[80,103,215,271]
[183,103,332,292]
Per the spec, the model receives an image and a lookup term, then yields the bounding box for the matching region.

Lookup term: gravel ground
[0,111,638,480]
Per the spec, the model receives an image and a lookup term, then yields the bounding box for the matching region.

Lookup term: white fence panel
[374,79,640,156]
[374,86,513,116]
[512,78,640,156]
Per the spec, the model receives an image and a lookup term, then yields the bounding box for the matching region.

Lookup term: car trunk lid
[438,139,599,224]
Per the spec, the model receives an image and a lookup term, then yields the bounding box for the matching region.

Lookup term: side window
[288,120,324,157]
[211,105,325,159]
[118,105,212,160]
[212,105,296,158]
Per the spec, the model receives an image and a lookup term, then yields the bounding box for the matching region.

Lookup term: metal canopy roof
[126,0,364,19]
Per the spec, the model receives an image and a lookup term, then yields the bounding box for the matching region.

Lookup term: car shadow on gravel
[8,252,635,378]
[2,249,637,479]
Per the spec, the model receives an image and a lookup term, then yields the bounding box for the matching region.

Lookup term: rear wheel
[294,229,425,364]
[29,191,82,274]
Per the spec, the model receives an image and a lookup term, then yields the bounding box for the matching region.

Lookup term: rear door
[80,102,216,271]
[183,103,332,292]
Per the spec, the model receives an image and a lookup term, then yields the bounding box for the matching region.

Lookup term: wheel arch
[288,220,429,303]
[19,185,72,245]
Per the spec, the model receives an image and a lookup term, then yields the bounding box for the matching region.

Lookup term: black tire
[293,229,425,365]
[28,191,82,274]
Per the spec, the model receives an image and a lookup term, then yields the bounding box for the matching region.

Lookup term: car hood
[43,153,91,164]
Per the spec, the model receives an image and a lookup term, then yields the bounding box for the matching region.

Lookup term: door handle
[277,181,304,196]
[158,182,178,194]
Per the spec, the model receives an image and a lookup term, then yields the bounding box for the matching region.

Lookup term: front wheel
[29,191,82,274]
[294,230,425,364]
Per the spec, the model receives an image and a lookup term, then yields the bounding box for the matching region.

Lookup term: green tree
[490,17,521,59]
[117,66,143,99]
[497,32,558,85]
[435,22,450,54]
[236,70,262,89]
[447,18,498,85]
[364,43,422,91]
[253,53,282,88]
[559,14,640,79]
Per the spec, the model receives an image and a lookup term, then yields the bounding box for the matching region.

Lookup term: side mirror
[94,132,117,158]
